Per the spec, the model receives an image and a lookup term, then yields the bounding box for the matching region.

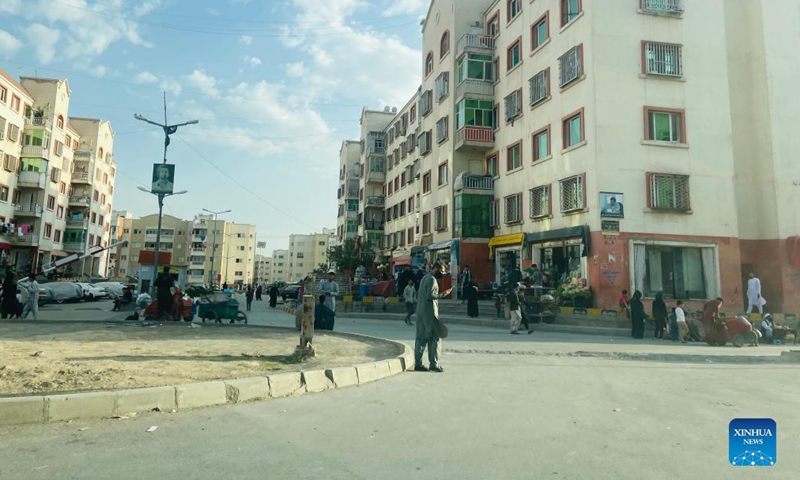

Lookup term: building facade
[336,140,361,244]
[220,222,257,287]
[337,0,800,312]
[254,254,272,284]
[270,249,289,283]
[287,233,332,282]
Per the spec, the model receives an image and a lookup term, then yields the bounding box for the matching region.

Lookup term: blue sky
[0,0,427,251]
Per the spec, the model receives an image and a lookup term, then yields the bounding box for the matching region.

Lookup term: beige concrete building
[357,108,396,249]
[336,140,361,244]
[220,222,257,288]
[254,254,272,284]
[108,210,132,278]
[115,213,193,288]
[288,233,331,282]
[270,249,289,283]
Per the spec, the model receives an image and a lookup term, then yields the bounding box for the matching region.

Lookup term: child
[619,290,630,319]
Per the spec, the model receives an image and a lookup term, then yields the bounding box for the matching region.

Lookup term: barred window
[649,174,690,210]
[504,89,522,122]
[644,42,683,77]
[435,72,449,102]
[504,194,522,224]
[489,199,500,227]
[529,69,549,105]
[529,185,550,218]
[422,213,431,234]
[641,0,684,15]
[559,175,584,212]
[558,45,583,87]
[434,205,448,231]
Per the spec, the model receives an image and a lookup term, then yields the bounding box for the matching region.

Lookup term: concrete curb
[0,333,413,427]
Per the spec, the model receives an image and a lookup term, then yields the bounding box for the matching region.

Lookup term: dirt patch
[0,322,403,397]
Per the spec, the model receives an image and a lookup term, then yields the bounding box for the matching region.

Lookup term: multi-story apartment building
[357,108,396,249]
[108,210,132,278]
[0,69,117,278]
[336,140,361,244]
[220,222,257,288]
[116,214,193,290]
[287,233,331,282]
[270,249,289,283]
[253,254,272,284]
[338,0,800,312]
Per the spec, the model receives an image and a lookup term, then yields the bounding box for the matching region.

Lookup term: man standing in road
[154,266,175,320]
[746,272,763,314]
[415,262,452,373]
[21,272,39,320]
[320,270,339,312]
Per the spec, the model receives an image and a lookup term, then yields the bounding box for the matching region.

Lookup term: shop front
[488,233,525,287]
[526,226,592,307]
[427,240,457,292]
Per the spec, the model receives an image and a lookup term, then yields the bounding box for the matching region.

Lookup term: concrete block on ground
[400,350,415,371]
[47,391,117,422]
[373,361,392,380]
[355,363,378,384]
[0,396,46,426]
[224,377,270,403]
[117,386,176,415]
[175,381,227,410]
[268,372,304,398]
[324,366,359,388]
[387,358,404,376]
[301,370,333,393]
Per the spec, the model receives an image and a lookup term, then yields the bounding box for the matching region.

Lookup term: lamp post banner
[151,163,176,194]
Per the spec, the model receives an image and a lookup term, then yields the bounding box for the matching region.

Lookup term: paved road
[2,299,799,479]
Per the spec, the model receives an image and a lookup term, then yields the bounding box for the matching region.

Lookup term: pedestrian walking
[154,266,175,320]
[702,297,726,346]
[0,270,19,319]
[653,293,668,339]
[245,285,254,312]
[675,300,689,343]
[269,285,279,308]
[21,272,39,320]
[630,290,646,339]
[255,284,263,301]
[414,262,452,373]
[466,280,480,318]
[402,278,416,325]
[508,283,523,334]
[619,289,630,319]
[459,265,472,304]
[319,270,339,312]
[746,272,763,314]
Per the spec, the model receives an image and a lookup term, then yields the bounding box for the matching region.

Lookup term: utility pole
[134,94,199,294]
[203,208,231,291]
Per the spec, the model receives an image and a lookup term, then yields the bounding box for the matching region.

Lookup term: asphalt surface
[1,298,799,479]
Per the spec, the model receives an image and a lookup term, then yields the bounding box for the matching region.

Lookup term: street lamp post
[202,208,231,291]
[138,188,187,293]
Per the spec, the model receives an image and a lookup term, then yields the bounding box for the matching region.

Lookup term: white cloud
[0,0,22,14]
[243,55,262,67]
[134,71,159,84]
[0,29,24,56]
[286,62,307,78]
[160,78,182,96]
[186,69,220,97]
[27,23,61,64]
[134,0,162,17]
[239,35,253,45]
[382,0,427,17]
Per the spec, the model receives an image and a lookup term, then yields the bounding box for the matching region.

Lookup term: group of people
[0,271,40,320]
[621,290,692,342]
[241,283,281,311]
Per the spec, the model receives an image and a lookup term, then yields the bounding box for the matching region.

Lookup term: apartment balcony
[74,151,96,161]
[365,196,385,207]
[11,234,40,247]
[14,204,43,218]
[71,172,91,184]
[21,146,50,160]
[640,0,683,15]
[68,195,92,208]
[24,117,52,130]
[66,218,89,229]
[456,34,495,58]
[454,173,494,193]
[455,126,495,152]
[455,79,495,100]
[191,248,207,255]
[64,242,85,253]
[364,220,385,231]
[17,171,46,189]
[366,155,386,184]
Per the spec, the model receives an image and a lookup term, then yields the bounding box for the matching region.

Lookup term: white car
[76,282,108,301]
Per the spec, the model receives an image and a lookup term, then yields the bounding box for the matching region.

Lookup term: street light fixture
[138,188,187,293]
[202,208,232,291]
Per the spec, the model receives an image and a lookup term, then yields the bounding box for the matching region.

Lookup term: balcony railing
[69,195,92,207]
[365,196,385,207]
[66,218,89,229]
[456,79,495,99]
[64,242,85,252]
[456,34,495,57]
[71,172,91,183]
[364,220,385,231]
[25,117,52,129]
[11,234,40,247]
[14,204,43,217]
[640,0,683,15]
[18,171,46,189]
[455,126,495,151]
[74,151,96,160]
[457,175,494,191]
[21,146,50,160]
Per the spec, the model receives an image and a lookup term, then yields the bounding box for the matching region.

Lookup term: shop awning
[488,233,525,248]
[0,242,10,250]
[393,256,412,266]
[410,246,427,255]
[427,239,455,251]
[525,226,591,257]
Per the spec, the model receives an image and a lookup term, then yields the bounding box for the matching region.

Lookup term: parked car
[44,282,84,304]
[93,282,126,299]
[281,284,302,301]
[75,282,109,301]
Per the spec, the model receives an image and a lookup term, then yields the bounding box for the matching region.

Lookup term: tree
[327,239,374,274]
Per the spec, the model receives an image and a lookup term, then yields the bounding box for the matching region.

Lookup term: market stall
[526,226,592,308]
[488,233,526,287]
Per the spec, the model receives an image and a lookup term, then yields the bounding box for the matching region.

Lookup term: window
[507,0,521,21]
[532,13,550,51]
[419,130,432,155]
[532,126,551,161]
[54,141,63,156]
[434,205,448,231]
[560,0,582,27]
[10,95,20,112]
[486,153,499,177]
[54,230,62,243]
[640,0,684,16]
[422,171,432,193]
[3,154,16,172]
[65,134,71,147]
[56,115,64,129]
[56,206,64,218]
[51,167,60,183]
[559,175,585,212]
[457,53,495,83]
[487,11,500,37]
[504,89,522,122]
[489,199,500,227]
[3,185,12,201]
[435,72,449,102]
[408,196,414,212]
[507,38,522,71]
[645,107,685,143]
[529,185,551,218]
[60,182,66,194]
[436,116,449,143]
[47,195,55,210]
[410,105,416,123]
[93,190,99,201]
[101,194,106,205]
[529,68,550,105]
[504,194,522,224]
[419,90,433,117]
[440,31,450,58]
[648,173,690,210]
[0,85,6,103]
[7,123,20,142]
[437,162,448,186]
[425,52,434,77]
[507,141,522,171]
[562,109,585,149]
[455,99,495,130]
[407,228,415,244]
[44,223,52,238]
[643,42,683,77]
[559,45,583,87]
[641,244,710,300]
[422,212,431,234]
[0,116,5,140]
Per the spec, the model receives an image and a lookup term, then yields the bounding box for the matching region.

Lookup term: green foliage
[327,239,374,273]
